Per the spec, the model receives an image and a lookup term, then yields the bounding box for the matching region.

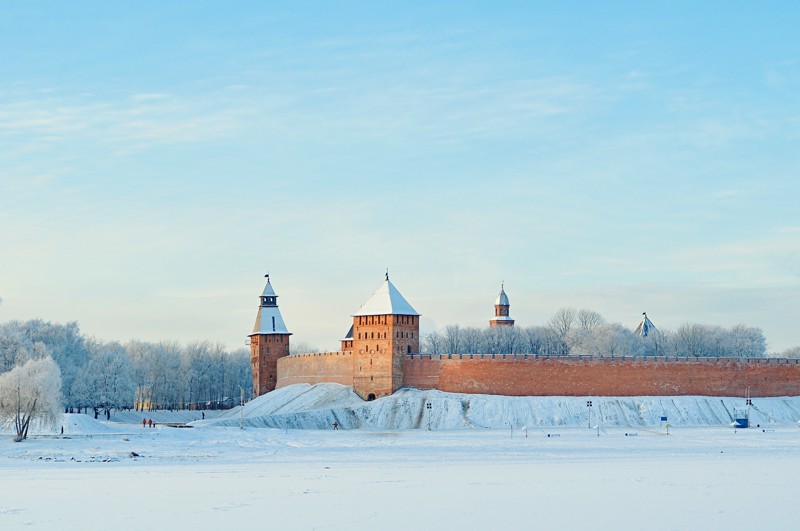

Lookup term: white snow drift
[196,383,800,430]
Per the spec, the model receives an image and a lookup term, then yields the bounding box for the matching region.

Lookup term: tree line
[419,308,796,359]
[0,319,252,419]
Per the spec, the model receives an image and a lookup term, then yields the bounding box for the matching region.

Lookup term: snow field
[3,385,800,530]
[1,423,799,530]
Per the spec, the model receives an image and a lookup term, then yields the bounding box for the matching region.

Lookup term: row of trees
[0,320,252,421]
[420,308,782,359]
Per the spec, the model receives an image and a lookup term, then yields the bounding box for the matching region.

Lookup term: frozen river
[1,415,798,530]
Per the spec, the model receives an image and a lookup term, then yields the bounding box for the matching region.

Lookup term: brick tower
[489,283,514,327]
[248,275,291,397]
[351,274,419,401]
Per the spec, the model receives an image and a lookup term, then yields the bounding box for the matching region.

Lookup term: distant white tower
[489,283,514,327]
[635,312,657,337]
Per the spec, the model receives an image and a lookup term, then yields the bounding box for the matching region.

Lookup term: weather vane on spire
[385,268,389,281]
[265,271,270,281]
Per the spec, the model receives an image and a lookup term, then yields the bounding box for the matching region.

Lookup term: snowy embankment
[194,383,800,430]
[0,410,225,436]
[1,413,129,436]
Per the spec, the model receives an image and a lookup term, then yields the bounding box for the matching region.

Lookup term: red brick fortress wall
[277,352,354,389]
[403,355,800,397]
[275,352,800,397]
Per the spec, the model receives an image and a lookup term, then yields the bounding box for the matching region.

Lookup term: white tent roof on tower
[252,306,290,335]
[250,276,291,335]
[635,312,657,337]
[353,277,419,316]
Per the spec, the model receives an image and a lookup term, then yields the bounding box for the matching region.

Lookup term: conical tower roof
[353,275,419,317]
[635,312,657,337]
[250,276,291,335]
[261,280,277,297]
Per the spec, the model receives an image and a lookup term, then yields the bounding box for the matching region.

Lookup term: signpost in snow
[426,402,432,431]
[239,387,244,430]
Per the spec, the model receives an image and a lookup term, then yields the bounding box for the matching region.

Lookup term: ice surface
[2,386,799,530]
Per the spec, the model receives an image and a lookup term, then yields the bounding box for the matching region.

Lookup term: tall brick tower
[489,283,514,327]
[351,274,419,401]
[248,275,291,397]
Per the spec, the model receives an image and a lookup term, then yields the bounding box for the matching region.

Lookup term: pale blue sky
[1,2,798,352]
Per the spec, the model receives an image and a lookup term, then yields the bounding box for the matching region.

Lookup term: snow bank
[195,384,800,430]
[1,413,134,436]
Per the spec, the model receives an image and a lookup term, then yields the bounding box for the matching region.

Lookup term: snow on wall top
[353,278,419,316]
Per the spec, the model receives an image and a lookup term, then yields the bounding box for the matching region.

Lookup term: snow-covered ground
[1,385,799,530]
[200,383,800,430]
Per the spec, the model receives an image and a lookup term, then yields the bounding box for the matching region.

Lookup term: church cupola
[489,282,514,327]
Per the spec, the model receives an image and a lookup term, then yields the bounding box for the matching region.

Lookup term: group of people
[142,418,154,428]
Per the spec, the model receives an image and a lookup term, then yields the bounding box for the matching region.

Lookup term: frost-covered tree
[420,331,444,355]
[460,327,483,354]
[289,341,320,354]
[0,334,28,373]
[0,320,89,409]
[482,327,503,355]
[0,357,62,442]
[776,346,800,359]
[577,309,605,331]
[548,307,576,355]
[221,348,252,402]
[728,324,767,358]
[497,326,520,355]
[591,323,638,357]
[126,340,182,410]
[443,325,462,354]
[72,340,134,418]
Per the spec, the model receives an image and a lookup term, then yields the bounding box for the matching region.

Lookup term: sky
[1,2,798,353]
